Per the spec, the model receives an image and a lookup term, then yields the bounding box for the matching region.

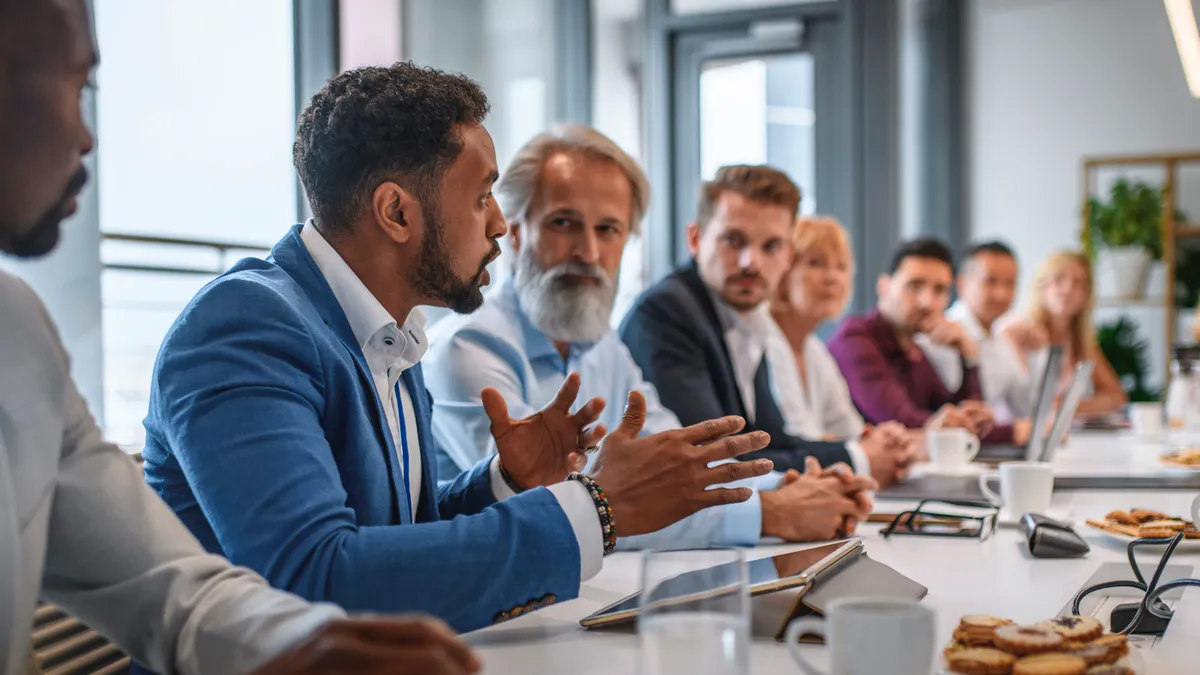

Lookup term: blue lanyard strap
[393,381,413,513]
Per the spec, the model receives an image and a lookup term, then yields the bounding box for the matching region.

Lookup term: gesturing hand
[590,391,774,537]
[248,616,479,675]
[483,372,606,491]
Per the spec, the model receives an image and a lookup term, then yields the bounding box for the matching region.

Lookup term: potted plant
[1096,315,1159,402]
[1083,179,1173,299]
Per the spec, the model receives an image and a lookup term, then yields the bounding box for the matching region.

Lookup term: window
[94,0,297,447]
[591,0,648,324]
[698,52,816,213]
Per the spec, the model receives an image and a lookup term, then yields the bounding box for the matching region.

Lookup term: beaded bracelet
[567,472,617,555]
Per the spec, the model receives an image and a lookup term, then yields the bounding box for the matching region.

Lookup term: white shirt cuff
[845,440,872,477]
[546,481,604,582]
[489,455,519,501]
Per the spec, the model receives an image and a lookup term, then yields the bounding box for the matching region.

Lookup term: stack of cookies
[1086,508,1198,540]
[944,615,1132,675]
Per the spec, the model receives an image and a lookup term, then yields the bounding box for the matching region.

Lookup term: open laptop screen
[1025,346,1064,461]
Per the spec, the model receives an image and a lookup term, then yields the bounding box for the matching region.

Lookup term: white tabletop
[468,436,1200,674]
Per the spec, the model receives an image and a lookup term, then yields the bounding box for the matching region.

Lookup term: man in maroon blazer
[827,238,1032,447]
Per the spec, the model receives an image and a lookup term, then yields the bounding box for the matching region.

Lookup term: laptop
[975,345,1063,462]
[878,357,1089,502]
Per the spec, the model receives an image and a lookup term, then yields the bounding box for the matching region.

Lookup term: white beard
[514,247,617,344]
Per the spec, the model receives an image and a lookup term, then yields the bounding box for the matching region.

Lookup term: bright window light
[1164,0,1200,98]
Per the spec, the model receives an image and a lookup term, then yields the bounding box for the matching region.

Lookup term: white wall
[969,0,1200,289]
[968,0,1200,388]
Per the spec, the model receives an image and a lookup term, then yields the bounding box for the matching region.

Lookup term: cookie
[1084,666,1132,675]
[1105,510,1138,526]
[993,625,1065,655]
[1068,644,1118,666]
[1088,634,1129,660]
[1086,519,1139,538]
[946,647,1017,675]
[1130,509,1170,522]
[1036,616,1103,643]
[956,615,1016,646]
[944,641,969,658]
[1140,519,1186,531]
[1012,653,1087,675]
[1137,527,1180,539]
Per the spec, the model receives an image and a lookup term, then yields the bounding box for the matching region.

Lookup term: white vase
[1098,246,1152,299]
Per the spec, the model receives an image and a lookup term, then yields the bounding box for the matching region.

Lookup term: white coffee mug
[785,598,935,675]
[978,461,1054,517]
[927,428,980,472]
[1130,402,1165,440]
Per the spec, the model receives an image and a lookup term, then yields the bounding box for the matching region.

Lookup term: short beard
[407,194,497,314]
[514,245,616,344]
[2,167,88,259]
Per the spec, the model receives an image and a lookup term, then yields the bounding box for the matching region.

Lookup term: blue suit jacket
[141,225,580,633]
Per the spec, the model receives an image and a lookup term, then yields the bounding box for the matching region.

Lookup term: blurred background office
[4,0,1197,452]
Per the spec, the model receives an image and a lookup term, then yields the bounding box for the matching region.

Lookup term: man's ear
[509,221,523,255]
[372,181,423,245]
[685,222,702,257]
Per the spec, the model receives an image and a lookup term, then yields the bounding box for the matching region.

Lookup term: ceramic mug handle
[978,473,1002,507]
[785,618,829,675]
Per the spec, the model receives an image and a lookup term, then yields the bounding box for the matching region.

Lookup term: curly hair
[293,61,490,232]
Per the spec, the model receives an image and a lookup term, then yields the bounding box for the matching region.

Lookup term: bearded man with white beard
[425,125,876,548]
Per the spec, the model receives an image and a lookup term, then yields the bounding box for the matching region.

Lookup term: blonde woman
[766,216,914,480]
[1001,251,1127,416]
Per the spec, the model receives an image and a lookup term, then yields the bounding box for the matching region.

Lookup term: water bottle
[1166,345,1200,434]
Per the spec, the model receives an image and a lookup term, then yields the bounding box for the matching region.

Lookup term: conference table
[467,431,1200,674]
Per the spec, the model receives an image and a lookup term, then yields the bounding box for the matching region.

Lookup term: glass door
[669,14,846,271]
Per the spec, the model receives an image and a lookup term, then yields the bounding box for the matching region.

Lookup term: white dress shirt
[763,322,867,441]
[707,292,871,475]
[0,269,344,675]
[299,222,601,578]
[921,301,1034,422]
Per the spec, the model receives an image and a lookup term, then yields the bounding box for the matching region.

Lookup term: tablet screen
[584,541,854,623]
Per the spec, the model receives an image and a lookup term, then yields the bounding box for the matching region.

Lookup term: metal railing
[101,232,272,276]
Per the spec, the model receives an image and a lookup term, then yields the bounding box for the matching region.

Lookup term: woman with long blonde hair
[1002,251,1127,416]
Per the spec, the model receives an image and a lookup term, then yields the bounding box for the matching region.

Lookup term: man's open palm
[482,372,606,490]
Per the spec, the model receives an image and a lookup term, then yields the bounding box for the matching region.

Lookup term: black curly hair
[293,61,490,232]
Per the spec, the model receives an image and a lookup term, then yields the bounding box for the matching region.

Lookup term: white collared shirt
[763,321,867,442]
[921,301,1034,422]
[708,291,870,475]
[299,222,601,579]
[301,222,425,513]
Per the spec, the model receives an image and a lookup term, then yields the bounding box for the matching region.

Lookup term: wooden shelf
[1175,224,1200,238]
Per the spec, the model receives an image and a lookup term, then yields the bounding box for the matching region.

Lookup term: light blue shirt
[425,279,782,550]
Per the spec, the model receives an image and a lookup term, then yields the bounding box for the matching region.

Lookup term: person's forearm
[983,423,1014,445]
[1075,393,1126,416]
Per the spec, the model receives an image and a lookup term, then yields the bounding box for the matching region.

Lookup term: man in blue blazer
[141,62,773,636]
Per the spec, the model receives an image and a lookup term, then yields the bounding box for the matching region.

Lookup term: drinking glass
[638,549,749,675]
